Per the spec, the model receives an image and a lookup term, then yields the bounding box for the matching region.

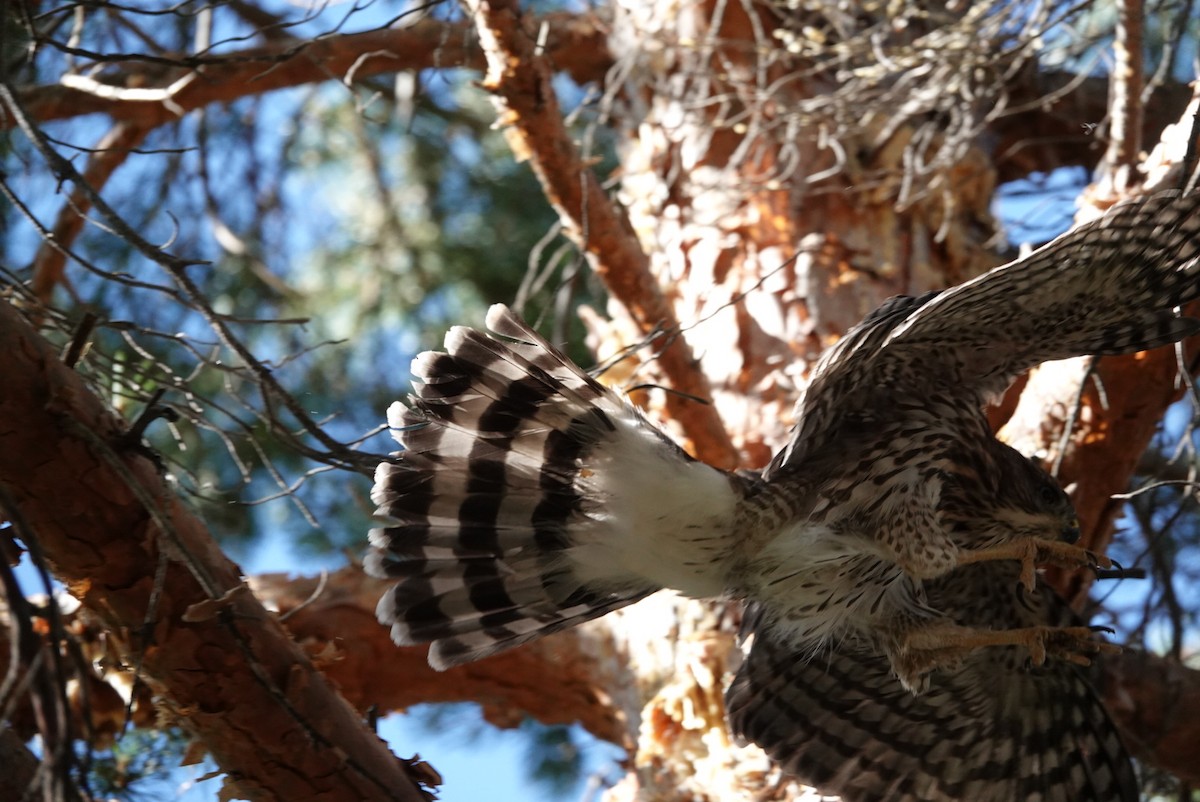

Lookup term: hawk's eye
[1038,484,1062,506]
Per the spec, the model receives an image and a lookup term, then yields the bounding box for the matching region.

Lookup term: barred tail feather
[367,305,742,669]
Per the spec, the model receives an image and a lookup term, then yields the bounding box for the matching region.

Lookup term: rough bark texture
[468,0,739,467]
[573,4,996,796]
[573,4,1200,800]
[7,3,1200,800]
[246,570,1200,789]
[591,0,1002,468]
[0,299,426,802]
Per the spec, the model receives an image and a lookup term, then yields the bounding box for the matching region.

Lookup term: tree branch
[16,560,1200,789]
[1106,0,1145,184]
[0,299,428,802]
[12,12,613,130]
[1001,81,1200,606]
[466,0,739,468]
[248,570,633,748]
[1102,649,1200,785]
[16,13,1192,193]
[255,568,1200,786]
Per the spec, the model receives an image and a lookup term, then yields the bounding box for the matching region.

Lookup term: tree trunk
[533,2,1199,799]
[4,2,1200,799]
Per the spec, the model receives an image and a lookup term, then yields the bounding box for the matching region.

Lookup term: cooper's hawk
[367,191,1200,800]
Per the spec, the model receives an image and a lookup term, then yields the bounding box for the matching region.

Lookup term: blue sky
[9,2,1199,799]
[13,165,1193,798]
[9,532,620,802]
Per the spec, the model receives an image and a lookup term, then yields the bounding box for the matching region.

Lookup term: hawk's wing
[884,191,1200,402]
[774,191,1200,473]
[725,635,1137,802]
[727,566,1138,802]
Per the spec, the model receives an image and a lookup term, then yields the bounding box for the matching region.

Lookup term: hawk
[367,191,1200,800]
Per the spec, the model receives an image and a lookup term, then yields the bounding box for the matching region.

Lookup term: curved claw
[1093,559,1149,581]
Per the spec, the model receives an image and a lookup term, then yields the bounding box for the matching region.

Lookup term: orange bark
[468,0,738,468]
[248,570,632,748]
[0,299,425,802]
[14,13,611,131]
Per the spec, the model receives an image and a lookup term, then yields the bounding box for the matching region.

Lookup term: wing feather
[728,565,1138,802]
[885,191,1200,399]
[775,191,1200,474]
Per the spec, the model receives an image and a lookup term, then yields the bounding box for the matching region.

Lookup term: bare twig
[30,121,152,305]
[2,82,374,475]
[13,12,614,130]
[0,297,429,802]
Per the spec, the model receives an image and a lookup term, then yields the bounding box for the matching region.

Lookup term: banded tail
[365,305,745,669]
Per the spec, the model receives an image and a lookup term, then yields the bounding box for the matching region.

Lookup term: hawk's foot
[956,537,1112,592]
[889,622,1119,694]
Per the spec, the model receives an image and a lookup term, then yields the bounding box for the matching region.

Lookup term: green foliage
[1,8,606,556]
[2,4,612,791]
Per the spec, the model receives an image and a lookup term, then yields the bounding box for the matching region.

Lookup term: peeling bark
[7,3,1200,800]
[248,570,1200,790]
[466,0,739,468]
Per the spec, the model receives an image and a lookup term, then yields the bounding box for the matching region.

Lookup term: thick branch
[1106,0,1145,180]
[1001,341,1199,606]
[254,569,1200,786]
[13,13,612,130]
[16,15,1192,191]
[467,0,739,468]
[0,300,425,802]
[1102,649,1200,784]
[249,570,632,748]
[1002,90,1200,604]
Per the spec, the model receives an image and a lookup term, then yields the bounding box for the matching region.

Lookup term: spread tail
[366,305,742,669]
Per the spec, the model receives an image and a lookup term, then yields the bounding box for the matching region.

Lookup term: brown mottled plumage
[367,191,1200,800]
[727,564,1138,802]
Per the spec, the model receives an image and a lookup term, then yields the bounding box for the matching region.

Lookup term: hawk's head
[946,440,1080,546]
